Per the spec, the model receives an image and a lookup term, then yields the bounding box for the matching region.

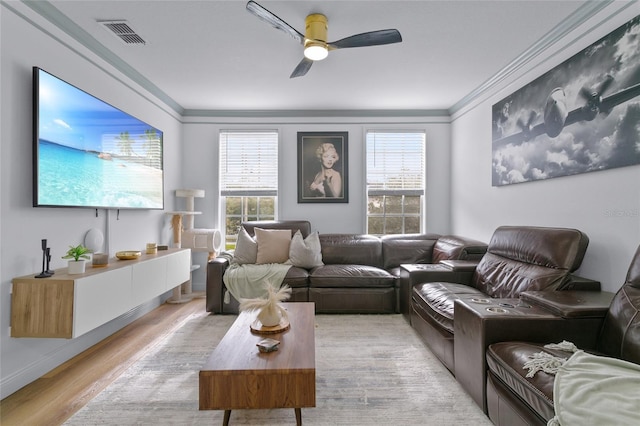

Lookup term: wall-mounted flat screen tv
[33,67,164,209]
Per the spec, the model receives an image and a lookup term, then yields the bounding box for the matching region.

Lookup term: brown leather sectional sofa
[206,221,637,424]
[410,226,595,373]
[206,220,488,314]
[485,244,640,425]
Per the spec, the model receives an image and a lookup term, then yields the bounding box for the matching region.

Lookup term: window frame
[365,130,426,235]
[219,130,279,249]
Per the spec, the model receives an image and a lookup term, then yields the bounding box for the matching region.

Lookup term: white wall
[450,3,640,292]
[181,116,452,285]
[0,3,183,398]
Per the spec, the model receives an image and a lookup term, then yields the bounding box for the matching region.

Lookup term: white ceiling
[38,0,594,113]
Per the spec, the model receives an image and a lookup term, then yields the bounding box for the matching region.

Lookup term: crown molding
[21,0,185,116]
[21,0,624,120]
[449,0,616,116]
[181,108,449,118]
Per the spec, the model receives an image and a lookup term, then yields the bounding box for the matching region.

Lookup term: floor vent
[98,20,146,45]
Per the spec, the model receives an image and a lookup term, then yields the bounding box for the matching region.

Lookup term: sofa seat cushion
[412,282,485,333]
[283,266,310,288]
[309,264,395,288]
[486,341,573,421]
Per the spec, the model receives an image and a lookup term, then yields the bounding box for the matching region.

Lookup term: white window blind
[366,131,425,195]
[219,131,278,196]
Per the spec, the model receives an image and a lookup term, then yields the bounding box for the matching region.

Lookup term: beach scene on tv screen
[36,69,163,209]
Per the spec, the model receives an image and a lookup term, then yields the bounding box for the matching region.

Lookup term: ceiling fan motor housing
[246,2,402,76]
[304,13,328,59]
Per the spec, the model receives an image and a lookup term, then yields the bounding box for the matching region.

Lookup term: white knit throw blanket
[522,340,578,378]
[223,263,291,303]
[522,341,640,426]
[548,350,640,426]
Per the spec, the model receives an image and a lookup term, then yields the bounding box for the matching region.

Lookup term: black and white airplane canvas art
[492,15,640,186]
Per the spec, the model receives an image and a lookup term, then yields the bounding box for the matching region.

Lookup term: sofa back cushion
[242,220,311,238]
[432,235,488,264]
[472,226,589,298]
[319,234,383,268]
[597,245,640,364]
[381,234,440,270]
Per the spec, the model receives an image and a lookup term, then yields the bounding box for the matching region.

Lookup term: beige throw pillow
[255,228,292,264]
[289,230,324,269]
[233,227,257,264]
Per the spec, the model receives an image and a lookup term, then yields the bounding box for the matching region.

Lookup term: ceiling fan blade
[246,1,304,45]
[290,57,313,78]
[329,29,402,50]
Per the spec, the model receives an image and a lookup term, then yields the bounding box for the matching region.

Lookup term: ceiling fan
[246,1,403,78]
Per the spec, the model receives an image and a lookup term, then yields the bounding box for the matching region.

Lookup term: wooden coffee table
[199,302,316,425]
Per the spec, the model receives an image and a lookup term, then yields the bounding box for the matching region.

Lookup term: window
[366,131,425,235]
[220,131,278,249]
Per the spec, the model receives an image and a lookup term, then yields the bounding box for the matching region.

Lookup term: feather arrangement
[239,281,291,326]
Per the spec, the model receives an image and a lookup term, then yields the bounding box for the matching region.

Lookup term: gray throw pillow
[289,230,323,269]
[233,227,257,264]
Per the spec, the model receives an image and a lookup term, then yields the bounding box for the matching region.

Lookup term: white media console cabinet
[10,248,191,338]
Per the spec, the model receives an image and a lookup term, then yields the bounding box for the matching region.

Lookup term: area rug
[64,311,491,425]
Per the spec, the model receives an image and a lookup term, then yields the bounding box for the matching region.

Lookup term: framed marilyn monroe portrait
[297,131,348,203]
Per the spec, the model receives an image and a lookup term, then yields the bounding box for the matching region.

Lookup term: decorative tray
[250,317,290,335]
[115,251,142,260]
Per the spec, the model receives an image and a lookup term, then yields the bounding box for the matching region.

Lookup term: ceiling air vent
[98,20,146,45]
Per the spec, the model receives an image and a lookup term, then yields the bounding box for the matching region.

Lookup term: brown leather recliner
[485,244,640,425]
[410,226,593,374]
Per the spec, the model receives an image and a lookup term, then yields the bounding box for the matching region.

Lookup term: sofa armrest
[206,255,231,313]
[559,274,601,291]
[399,264,476,322]
[453,297,606,413]
[439,259,480,272]
[520,290,614,319]
[401,263,476,284]
[432,235,488,263]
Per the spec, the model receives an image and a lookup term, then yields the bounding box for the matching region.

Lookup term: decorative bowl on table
[115,251,142,260]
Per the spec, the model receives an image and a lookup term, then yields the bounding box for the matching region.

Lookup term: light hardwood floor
[1,298,206,426]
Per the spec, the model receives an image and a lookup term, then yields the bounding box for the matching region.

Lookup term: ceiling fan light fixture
[304,42,328,61]
[303,13,328,61]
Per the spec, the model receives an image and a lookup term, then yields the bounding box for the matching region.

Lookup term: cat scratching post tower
[166,189,221,304]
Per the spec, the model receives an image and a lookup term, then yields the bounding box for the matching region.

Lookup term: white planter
[257,304,285,327]
[67,260,86,274]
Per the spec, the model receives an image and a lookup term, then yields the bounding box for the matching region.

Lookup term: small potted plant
[62,244,91,274]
